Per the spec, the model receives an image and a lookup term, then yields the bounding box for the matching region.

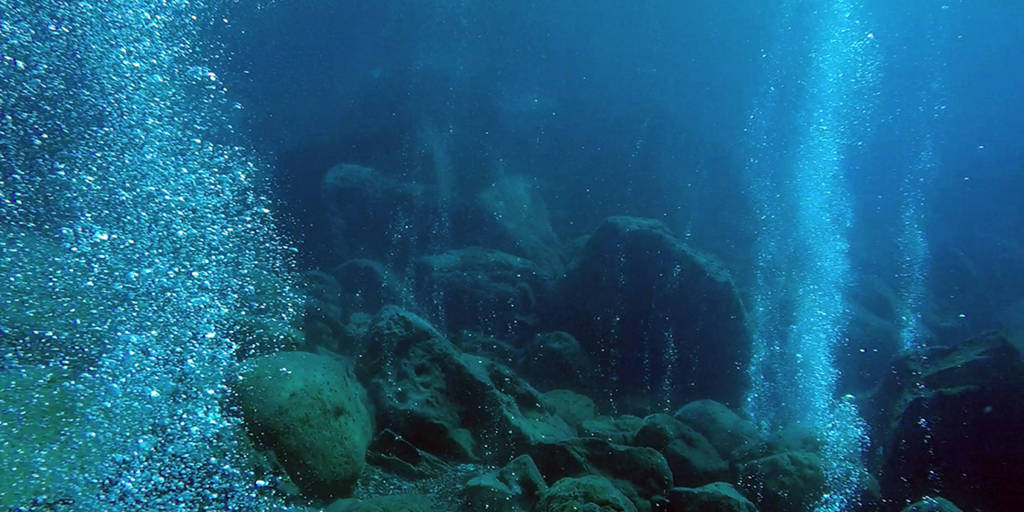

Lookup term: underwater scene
[2,1,1022,511]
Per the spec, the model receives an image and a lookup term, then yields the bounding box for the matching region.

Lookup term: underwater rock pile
[221,160,1016,512]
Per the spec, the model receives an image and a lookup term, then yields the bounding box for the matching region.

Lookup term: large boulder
[234,352,373,499]
[673,400,762,462]
[556,217,751,410]
[357,306,573,463]
[668,482,758,512]
[413,247,549,339]
[633,414,729,486]
[535,476,638,512]
[864,332,1024,512]
[736,451,825,512]
[517,331,596,392]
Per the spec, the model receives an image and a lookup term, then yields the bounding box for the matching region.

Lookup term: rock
[736,451,825,512]
[556,216,751,410]
[452,330,517,363]
[463,455,548,512]
[633,414,728,486]
[463,174,565,276]
[322,163,437,266]
[580,415,645,445]
[899,496,964,512]
[326,494,433,512]
[543,389,597,431]
[358,306,573,463]
[674,400,762,461]
[864,332,1024,512]
[299,270,347,351]
[578,438,673,508]
[535,475,638,512]
[332,258,405,315]
[517,331,596,392]
[234,352,372,499]
[668,482,758,512]
[413,246,548,340]
[364,429,451,479]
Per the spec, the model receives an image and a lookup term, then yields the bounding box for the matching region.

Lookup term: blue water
[2,1,1022,511]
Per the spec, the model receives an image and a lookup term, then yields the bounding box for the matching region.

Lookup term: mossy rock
[235,351,372,499]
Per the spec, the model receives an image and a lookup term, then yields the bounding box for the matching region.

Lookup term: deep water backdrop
[2,1,1022,511]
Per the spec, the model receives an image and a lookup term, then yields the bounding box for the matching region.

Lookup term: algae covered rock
[674,400,762,461]
[736,451,825,512]
[234,351,372,498]
[668,482,758,512]
[518,331,596,392]
[557,216,751,410]
[535,475,638,512]
[633,413,728,487]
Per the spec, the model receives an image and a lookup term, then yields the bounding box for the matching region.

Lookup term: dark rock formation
[357,306,573,463]
[517,331,596,392]
[234,352,373,499]
[556,216,751,411]
[322,163,438,266]
[864,332,1024,512]
[543,389,598,431]
[668,482,758,512]
[413,246,549,340]
[364,429,451,479]
[332,258,405,315]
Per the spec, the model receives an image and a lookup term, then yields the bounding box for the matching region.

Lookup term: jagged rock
[364,429,451,479]
[633,414,728,486]
[518,331,596,392]
[543,389,597,431]
[581,415,645,445]
[674,400,762,461]
[234,352,372,499]
[535,475,638,512]
[899,496,963,512]
[864,332,1024,512]
[463,455,548,512]
[668,482,758,512]
[326,494,433,512]
[556,216,751,410]
[736,451,825,512]
[413,247,548,340]
[332,258,405,315]
[358,306,573,463]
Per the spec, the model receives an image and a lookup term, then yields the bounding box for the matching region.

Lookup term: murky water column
[745,2,880,511]
[2,1,299,510]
